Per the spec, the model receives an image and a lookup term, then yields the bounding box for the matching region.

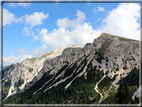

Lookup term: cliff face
[2,33,140,103]
[2,44,81,100]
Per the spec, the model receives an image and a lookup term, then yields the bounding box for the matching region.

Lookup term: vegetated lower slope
[101,67,139,104]
[2,33,140,104]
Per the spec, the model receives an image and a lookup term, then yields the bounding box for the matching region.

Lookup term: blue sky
[2,2,140,66]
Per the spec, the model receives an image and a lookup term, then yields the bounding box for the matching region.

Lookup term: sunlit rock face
[2,33,140,102]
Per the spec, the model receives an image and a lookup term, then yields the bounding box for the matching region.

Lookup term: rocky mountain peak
[2,33,140,104]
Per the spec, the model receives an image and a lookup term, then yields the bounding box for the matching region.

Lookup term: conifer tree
[115,82,125,104]
[124,83,130,103]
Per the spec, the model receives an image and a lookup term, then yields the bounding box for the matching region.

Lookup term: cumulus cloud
[39,10,101,48]
[16,47,27,55]
[3,3,140,66]
[3,8,48,28]
[25,12,49,28]
[30,44,47,58]
[39,3,140,50]
[22,12,49,41]
[3,8,23,26]
[22,27,39,41]
[100,3,140,40]
[98,6,105,12]
[39,28,76,48]
[23,26,34,37]
[93,6,105,13]
[3,9,48,41]
[56,10,86,29]
[22,11,49,41]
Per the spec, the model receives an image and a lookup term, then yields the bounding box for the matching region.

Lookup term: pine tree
[115,82,125,104]
[124,83,130,103]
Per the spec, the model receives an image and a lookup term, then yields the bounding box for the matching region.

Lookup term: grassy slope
[23,51,53,64]
[38,51,53,60]
[2,64,15,74]
[102,33,139,42]
[25,58,36,64]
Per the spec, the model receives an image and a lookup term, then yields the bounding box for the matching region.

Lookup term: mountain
[2,33,140,104]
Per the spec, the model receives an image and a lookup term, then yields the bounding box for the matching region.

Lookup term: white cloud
[30,44,47,58]
[3,54,33,66]
[98,6,105,12]
[39,3,140,49]
[56,10,86,29]
[22,12,48,41]
[3,9,48,28]
[22,27,39,41]
[3,8,23,26]
[39,10,101,48]
[23,26,34,37]
[8,3,31,7]
[93,6,105,13]
[3,3,140,66]
[25,12,49,28]
[76,10,86,23]
[39,28,76,48]
[39,10,88,48]
[16,47,27,55]
[100,3,140,40]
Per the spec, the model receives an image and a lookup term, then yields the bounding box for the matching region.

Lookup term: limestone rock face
[2,33,140,101]
[2,44,81,99]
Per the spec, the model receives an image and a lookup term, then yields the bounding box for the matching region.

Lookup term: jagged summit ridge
[2,33,140,103]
